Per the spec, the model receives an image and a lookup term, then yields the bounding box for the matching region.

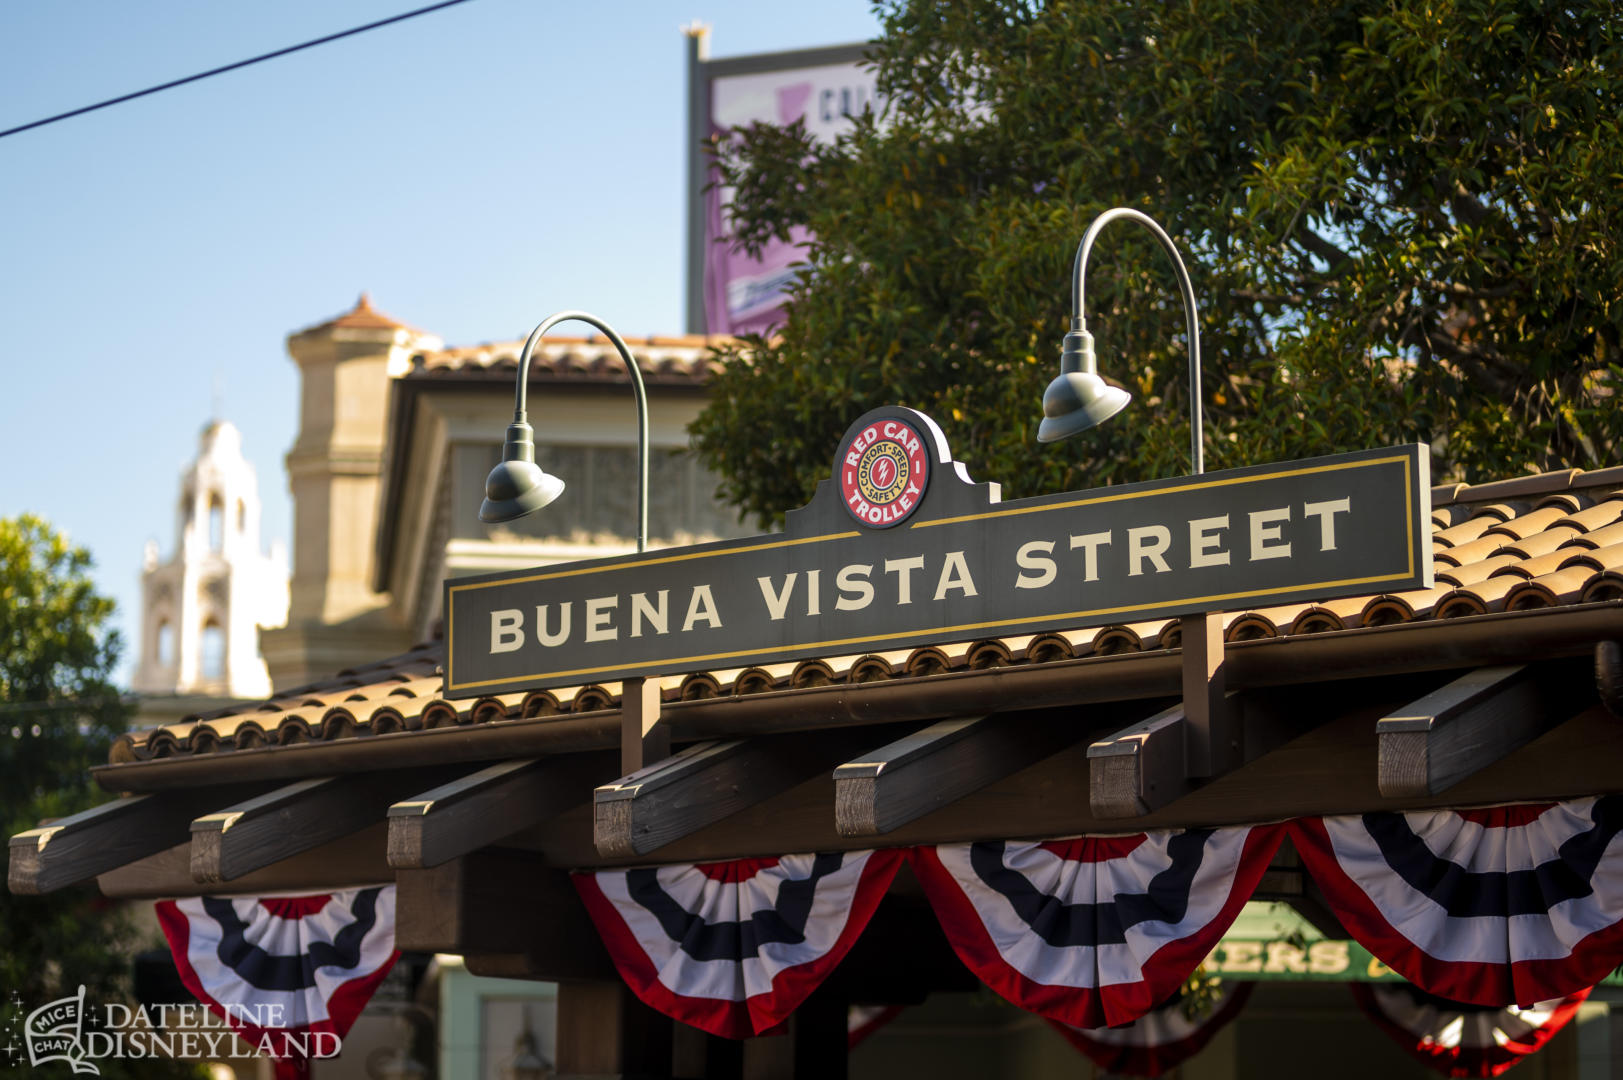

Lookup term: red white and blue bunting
[847,1004,904,1049]
[1049,981,1252,1076]
[1287,798,1623,1005]
[155,886,399,1077]
[1350,982,1590,1078]
[573,850,905,1038]
[909,827,1284,1029]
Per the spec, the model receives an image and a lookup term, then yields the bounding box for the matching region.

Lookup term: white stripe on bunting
[574,850,904,1039]
[1289,798,1623,1005]
[154,886,399,1064]
[1351,982,1589,1077]
[1050,982,1252,1076]
[912,826,1284,1029]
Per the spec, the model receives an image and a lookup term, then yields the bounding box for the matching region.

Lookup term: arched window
[237,499,247,533]
[156,620,174,666]
[201,620,225,681]
[208,494,224,551]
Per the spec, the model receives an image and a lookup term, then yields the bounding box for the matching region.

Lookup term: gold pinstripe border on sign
[910,454,1413,529]
[444,567,1417,692]
[445,453,1421,692]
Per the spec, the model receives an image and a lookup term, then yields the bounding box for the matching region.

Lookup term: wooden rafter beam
[387,752,611,870]
[99,823,390,900]
[1087,612,1240,819]
[595,728,880,859]
[1087,687,1314,820]
[10,785,262,895]
[1377,660,1589,799]
[190,768,449,884]
[1087,703,1193,819]
[833,711,1093,837]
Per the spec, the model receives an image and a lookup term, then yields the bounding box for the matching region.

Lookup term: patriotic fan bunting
[573,849,905,1038]
[1351,983,1589,1077]
[155,886,399,1078]
[847,1004,904,1049]
[1288,798,1623,1005]
[1049,982,1253,1076]
[910,825,1284,1029]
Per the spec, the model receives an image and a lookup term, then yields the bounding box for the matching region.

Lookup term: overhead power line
[0,0,477,141]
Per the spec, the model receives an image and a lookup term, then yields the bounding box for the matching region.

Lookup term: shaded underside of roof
[115,465,1623,766]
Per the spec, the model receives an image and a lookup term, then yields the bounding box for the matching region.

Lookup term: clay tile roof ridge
[296,292,429,336]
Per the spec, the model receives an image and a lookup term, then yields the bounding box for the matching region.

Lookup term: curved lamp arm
[1069,208,1204,476]
[503,309,649,552]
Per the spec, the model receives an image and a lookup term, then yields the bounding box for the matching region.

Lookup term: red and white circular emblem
[838,418,931,528]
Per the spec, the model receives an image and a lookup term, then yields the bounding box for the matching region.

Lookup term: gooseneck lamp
[1038,207,1205,476]
[480,310,650,553]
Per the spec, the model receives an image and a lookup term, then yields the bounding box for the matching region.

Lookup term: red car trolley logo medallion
[838,417,931,528]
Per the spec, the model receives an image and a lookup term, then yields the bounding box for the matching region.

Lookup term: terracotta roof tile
[1497,549,1578,580]
[114,465,1623,762]
[1363,586,1450,625]
[1437,554,1521,587]
[1485,505,1569,540]
[1561,543,1623,573]
[1435,534,1512,567]
[1455,471,1582,503]
[298,293,424,335]
[1433,515,1499,547]
[1438,575,1520,617]
[1505,567,1594,611]
[1582,571,1623,602]
[1503,526,1583,560]
[1567,521,1623,550]
[406,332,733,388]
[1430,483,1469,507]
[1555,501,1623,533]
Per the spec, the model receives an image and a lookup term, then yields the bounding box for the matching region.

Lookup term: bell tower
[133,419,289,699]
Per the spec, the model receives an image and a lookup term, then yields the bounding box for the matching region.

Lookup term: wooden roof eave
[90,600,1623,796]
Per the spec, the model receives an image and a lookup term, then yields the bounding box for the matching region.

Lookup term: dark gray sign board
[445,407,1431,696]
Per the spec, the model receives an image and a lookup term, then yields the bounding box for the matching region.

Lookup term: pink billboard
[694,52,879,336]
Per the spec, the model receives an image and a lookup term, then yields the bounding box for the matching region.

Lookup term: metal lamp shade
[1036,370,1132,443]
[480,421,565,523]
[480,460,565,523]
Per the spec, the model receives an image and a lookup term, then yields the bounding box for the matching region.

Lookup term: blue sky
[0,0,882,683]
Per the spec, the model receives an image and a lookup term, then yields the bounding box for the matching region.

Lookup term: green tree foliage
[0,514,202,1079]
[692,0,1623,527]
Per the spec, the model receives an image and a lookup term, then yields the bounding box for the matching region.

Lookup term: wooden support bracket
[1377,661,1587,799]
[190,768,448,884]
[387,752,611,870]
[1182,611,1239,778]
[10,785,261,895]
[1598,640,1623,718]
[621,675,668,774]
[1253,838,1350,941]
[833,711,1090,837]
[395,850,613,981]
[556,980,674,1079]
[595,728,876,859]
